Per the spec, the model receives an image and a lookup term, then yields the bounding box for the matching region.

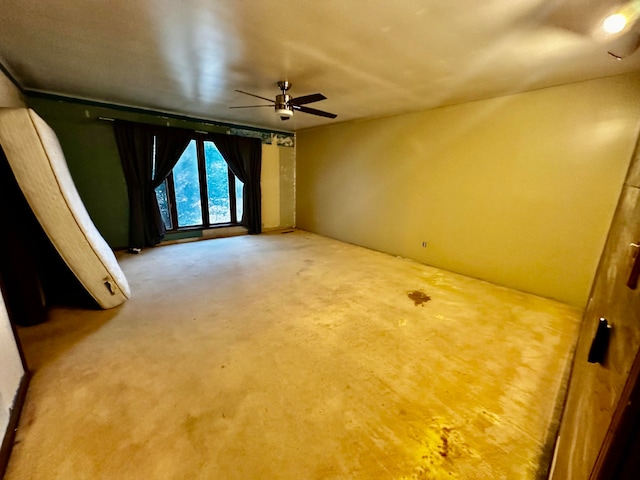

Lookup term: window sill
[160,225,248,246]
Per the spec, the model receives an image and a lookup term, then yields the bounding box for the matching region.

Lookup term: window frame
[159,135,241,232]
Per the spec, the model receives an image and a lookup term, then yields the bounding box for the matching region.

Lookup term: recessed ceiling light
[603,13,628,33]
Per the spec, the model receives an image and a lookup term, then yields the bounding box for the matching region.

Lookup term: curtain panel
[113,121,191,248]
[113,121,155,249]
[208,133,262,235]
[149,126,192,241]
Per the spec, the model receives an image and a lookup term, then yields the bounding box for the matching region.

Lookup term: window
[155,137,243,231]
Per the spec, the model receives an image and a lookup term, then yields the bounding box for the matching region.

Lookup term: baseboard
[0,371,30,479]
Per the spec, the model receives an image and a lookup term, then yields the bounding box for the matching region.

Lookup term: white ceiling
[1,0,640,132]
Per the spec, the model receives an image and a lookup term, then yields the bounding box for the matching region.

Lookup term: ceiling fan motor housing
[275,93,293,119]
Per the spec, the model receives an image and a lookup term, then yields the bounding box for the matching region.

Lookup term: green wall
[26,98,131,247]
[296,73,640,307]
[26,96,294,248]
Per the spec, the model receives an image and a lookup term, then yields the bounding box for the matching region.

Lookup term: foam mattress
[0,108,130,309]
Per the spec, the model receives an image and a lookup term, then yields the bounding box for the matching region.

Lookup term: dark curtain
[149,126,193,240]
[153,126,193,184]
[208,133,262,234]
[114,121,191,248]
[113,120,155,249]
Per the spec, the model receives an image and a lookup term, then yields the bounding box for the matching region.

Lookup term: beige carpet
[6,231,581,479]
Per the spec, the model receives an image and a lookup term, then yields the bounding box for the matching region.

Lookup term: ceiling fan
[230,81,337,121]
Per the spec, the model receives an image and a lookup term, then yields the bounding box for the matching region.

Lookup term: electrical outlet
[422,241,427,248]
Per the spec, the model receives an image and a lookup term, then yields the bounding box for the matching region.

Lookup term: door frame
[0,280,30,479]
[592,347,640,479]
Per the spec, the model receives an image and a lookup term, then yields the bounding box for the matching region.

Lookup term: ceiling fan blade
[290,93,326,106]
[235,89,274,103]
[294,105,337,119]
[229,105,273,109]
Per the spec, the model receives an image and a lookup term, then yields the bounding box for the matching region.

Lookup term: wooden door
[551,168,640,478]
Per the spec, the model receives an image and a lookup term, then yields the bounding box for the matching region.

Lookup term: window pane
[155,179,172,230]
[235,178,244,222]
[204,141,231,224]
[173,140,202,227]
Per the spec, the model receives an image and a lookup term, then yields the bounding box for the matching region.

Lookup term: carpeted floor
[6,230,581,479]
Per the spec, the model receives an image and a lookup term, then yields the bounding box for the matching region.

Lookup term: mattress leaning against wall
[0,107,130,308]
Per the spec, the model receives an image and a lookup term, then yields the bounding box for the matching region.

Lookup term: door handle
[588,317,611,365]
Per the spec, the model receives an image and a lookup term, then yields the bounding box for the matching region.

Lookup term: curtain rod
[25,89,293,136]
[97,117,262,138]
[98,116,211,132]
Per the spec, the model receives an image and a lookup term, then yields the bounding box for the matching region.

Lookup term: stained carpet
[7,231,581,479]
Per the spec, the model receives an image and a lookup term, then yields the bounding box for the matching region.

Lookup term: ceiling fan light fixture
[275,105,293,120]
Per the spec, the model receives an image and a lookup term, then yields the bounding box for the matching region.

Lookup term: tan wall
[261,143,295,231]
[261,143,281,230]
[296,73,640,306]
[0,293,24,438]
[0,67,25,444]
[279,145,295,228]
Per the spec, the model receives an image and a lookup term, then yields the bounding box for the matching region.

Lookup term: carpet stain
[439,428,451,458]
[407,290,431,306]
[399,420,469,480]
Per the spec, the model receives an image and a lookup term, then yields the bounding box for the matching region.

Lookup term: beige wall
[296,73,640,307]
[261,143,281,230]
[0,67,26,444]
[0,294,23,439]
[261,142,295,231]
